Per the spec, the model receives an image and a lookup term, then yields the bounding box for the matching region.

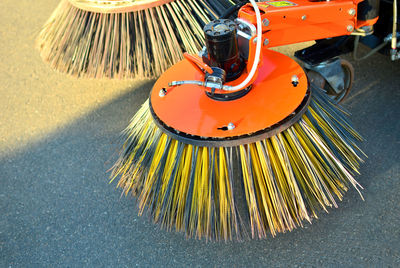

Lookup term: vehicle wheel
[307,59,354,104]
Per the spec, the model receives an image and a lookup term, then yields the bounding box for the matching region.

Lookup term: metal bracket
[304,58,345,94]
[235,18,257,60]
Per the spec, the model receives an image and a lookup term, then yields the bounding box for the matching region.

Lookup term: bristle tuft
[111,87,365,240]
[37,0,228,78]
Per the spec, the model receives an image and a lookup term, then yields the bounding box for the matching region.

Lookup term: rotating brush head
[37,0,241,78]
[111,45,365,240]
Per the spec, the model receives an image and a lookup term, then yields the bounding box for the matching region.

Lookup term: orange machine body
[150,0,374,139]
[150,49,308,138]
[238,0,364,47]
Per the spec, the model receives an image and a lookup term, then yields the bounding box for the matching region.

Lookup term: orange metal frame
[150,0,378,138]
[151,49,308,138]
[238,0,365,47]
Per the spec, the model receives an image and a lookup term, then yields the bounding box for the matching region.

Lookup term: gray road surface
[1,0,399,267]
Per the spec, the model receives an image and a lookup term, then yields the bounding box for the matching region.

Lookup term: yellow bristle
[111,88,365,240]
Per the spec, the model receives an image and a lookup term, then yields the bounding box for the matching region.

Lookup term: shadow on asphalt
[1,53,399,266]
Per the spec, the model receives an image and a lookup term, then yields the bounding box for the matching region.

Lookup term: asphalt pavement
[1,0,399,267]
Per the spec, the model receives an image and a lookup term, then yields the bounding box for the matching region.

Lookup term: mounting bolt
[264,38,269,46]
[301,15,307,20]
[348,8,356,16]
[347,25,354,32]
[263,18,270,27]
[227,123,235,130]
[159,88,167,97]
[291,75,299,87]
[253,37,258,44]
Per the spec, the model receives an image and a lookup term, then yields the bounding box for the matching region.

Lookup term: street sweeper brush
[111,0,374,240]
[37,0,241,79]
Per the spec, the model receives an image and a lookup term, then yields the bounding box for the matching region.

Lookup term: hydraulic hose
[229,0,262,91]
[390,0,399,60]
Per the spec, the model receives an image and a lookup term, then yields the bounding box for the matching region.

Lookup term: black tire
[324,59,354,104]
[307,59,354,104]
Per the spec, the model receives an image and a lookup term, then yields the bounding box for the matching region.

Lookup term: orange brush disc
[150,49,310,146]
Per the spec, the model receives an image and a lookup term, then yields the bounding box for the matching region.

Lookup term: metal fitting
[263,18,270,27]
[301,15,307,20]
[390,49,400,61]
[227,123,235,130]
[264,38,269,46]
[291,75,299,87]
[348,8,356,16]
[384,32,400,42]
[159,88,167,97]
[347,25,354,32]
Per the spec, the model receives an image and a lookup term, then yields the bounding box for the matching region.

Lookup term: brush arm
[238,0,378,48]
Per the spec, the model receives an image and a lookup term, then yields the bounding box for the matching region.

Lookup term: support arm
[238,0,377,48]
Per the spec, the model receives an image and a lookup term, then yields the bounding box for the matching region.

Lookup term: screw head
[159,88,167,97]
[291,75,299,87]
[264,38,269,46]
[227,123,235,130]
[348,8,356,16]
[263,18,270,27]
[253,37,258,44]
[301,15,307,20]
[347,25,354,32]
